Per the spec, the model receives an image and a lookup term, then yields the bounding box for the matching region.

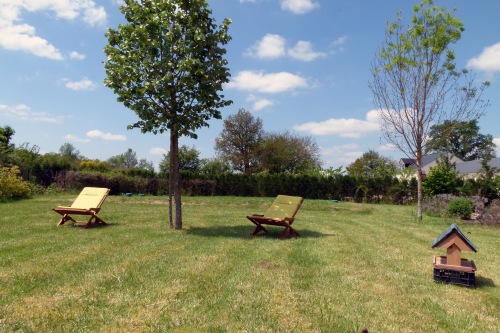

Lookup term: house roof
[455,157,500,175]
[421,153,441,167]
[399,153,441,168]
[431,223,477,252]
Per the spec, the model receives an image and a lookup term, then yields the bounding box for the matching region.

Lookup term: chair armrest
[284,217,294,222]
[252,214,265,217]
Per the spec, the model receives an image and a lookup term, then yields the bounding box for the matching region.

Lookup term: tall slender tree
[369,0,490,221]
[104,0,232,229]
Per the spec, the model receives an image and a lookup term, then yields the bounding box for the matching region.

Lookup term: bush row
[52,170,417,203]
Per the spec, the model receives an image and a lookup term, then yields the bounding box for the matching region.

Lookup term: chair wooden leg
[84,216,95,229]
[250,224,268,236]
[280,226,300,239]
[57,214,76,226]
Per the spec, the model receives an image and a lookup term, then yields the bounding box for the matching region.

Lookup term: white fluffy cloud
[280,0,319,14]
[494,138,500,153]
[227,71,308,93]
[69,51,85,60]
[467,43,500,72]
[63,78,97,91]
[246,94,276,111]
[245,34,285,59]
[0,0,106,60]
[86,130,127,141]
[288,41,326,61]
[245,34,326,62]
[150,147,169,155]
[293,110,381,138]
[321,144,363,166]
[332,36,347,46]
[0,103,69,123]
[63,134,90,142]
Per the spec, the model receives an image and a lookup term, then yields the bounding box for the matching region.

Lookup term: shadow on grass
[476,276,495,288]
[68,223,120,229]
[185,225,336,239]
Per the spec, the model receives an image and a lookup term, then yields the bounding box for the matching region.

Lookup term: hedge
[52,170,416,203]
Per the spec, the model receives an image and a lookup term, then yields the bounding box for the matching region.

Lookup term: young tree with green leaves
[369,0,490,221]
[426,119,496,161]
[104,0,232,229]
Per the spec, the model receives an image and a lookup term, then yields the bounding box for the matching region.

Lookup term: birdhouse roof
[431,223,477,252]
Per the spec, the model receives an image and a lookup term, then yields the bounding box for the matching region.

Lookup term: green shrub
[444,198,476,219]
[0,165,31,199]
[422,164,458,197]
[27,182,45,195]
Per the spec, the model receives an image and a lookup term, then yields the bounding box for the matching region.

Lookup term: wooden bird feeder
[432,223,477,287]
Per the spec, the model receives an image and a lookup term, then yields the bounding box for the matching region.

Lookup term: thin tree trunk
[171,133,182,229]
[416,158,423,223]
[168,129,174,229]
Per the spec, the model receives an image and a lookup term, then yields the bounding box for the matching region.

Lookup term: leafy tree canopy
[426,119,496,161]
[214,109,264,175]
[258,131,322,174]
[160,145,201,173]
[0,125,15,147]
[103,0,232,138]
[346,150,398,178]
[59,143,80,160]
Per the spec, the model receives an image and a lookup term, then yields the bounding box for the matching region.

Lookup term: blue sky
[1,0,499,170]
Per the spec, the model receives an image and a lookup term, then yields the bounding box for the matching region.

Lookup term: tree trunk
[416,157,423,222]
[168,129,174,229]
[171,133,182,229]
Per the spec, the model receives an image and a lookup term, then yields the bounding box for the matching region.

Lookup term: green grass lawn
[1,194,499,332]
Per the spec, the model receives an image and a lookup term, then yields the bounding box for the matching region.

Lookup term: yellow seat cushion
[263,195,303,220]
[68,187,109,209]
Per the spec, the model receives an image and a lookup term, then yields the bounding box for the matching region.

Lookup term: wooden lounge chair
[53,187,110,228]
[247,195,304,239]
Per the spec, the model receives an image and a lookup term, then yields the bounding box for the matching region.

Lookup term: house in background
[399,153,500,179]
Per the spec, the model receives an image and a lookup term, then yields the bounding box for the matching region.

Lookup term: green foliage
[0,165,31,199]
[32,153,74,186]
[103,0,232,138]
[422,163,458,197]
[10,142,41,170]
[214,109,264,174]
[107,148,139,169]
[346,150,398,178]
[258,131,322,174]
[160,145,201,173]
[444,198,475,219]
[477,155,499,199]
[79,161,111,173]
[426,119,496,160]
[0,125,15,149]
[199,157,231,175]
[0,124,15,166]
[59,142,80,160]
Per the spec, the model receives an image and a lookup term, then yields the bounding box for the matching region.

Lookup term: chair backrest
[264,195,303,219]
[71,187,109,209]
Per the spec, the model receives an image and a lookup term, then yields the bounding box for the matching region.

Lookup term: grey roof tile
[431,223,477,252]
